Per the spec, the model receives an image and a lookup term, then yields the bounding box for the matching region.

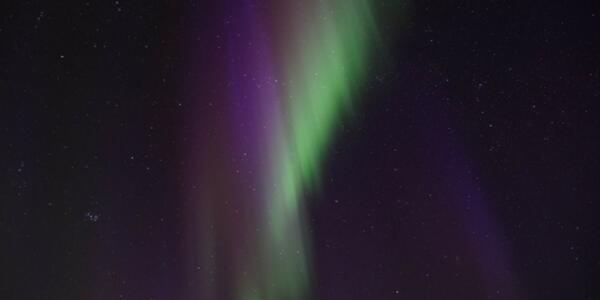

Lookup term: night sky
[2,1,600,300]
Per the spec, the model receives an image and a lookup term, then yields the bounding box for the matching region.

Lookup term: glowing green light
[256,1,378,299]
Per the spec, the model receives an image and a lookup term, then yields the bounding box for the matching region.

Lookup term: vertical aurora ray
[188,1,381,299]
[237,1,378,299]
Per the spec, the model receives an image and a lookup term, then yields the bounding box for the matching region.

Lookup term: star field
[2,1,599,300]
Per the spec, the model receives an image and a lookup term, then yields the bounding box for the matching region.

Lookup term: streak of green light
[255,1,378,299]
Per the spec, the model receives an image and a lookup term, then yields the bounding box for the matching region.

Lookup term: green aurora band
[239,1,378,299]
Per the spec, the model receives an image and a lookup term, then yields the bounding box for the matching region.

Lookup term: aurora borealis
[4,1,600,300]
[192,1,379,299]
[252,2,374,299]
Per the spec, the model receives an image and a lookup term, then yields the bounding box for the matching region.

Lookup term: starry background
[2,1,599,300]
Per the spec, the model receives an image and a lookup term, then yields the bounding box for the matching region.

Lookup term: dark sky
[2,1,599,300]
